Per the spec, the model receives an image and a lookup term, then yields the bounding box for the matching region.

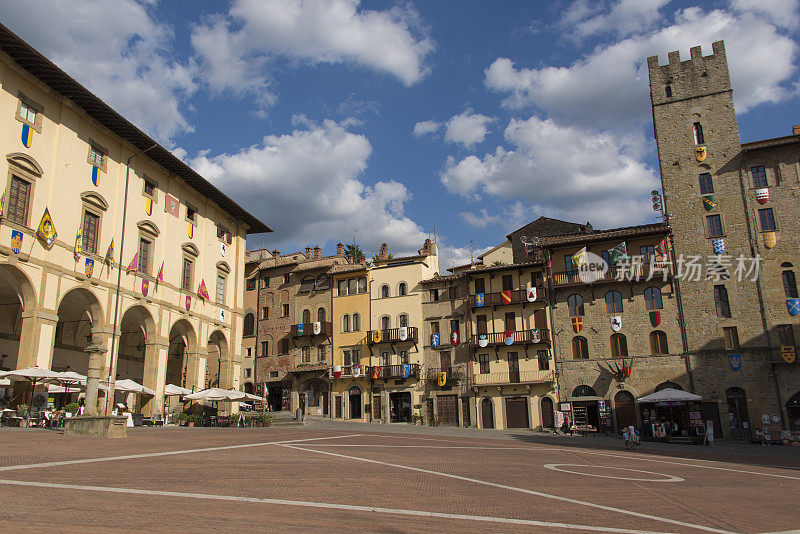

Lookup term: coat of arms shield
[781,346,796,364]
[478,334,488,347]
[787,298,800,316]
[501,290,512,305]
[313,322,321,335]
[431,333,440,348]
[756,188,769,204]
[610,316,622,332]
[10,230,22,254]
[504,330,514,345]
[142,278,149,297]
[296,323,304,336]
[437,372,447,387]
[572,317,583,333]
[728,354,741,371]
[352,364,361,377]
[185,295,191,311]
[763,231,777,249]
[450,330,459,346]
[333,365,342,379]
[401,364,411,379]
[474,293,484,307]
[526,287,537,302]
[84,258,94,278]
[695,146,707,162]
[530,328,541,343]
[399,326,408,341]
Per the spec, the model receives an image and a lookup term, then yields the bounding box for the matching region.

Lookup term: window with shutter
[182,259,192,290]
[7,176,31,226]
[138,238,151,274]
[216,274,226,304]
[82,211,99,254]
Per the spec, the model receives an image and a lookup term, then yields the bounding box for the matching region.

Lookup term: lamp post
[100,144,157,415]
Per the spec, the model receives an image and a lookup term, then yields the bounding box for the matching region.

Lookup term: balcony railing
[291,321,333,337]
[471,369,555,386]
[424,366,466,383]
[551,262,673,287]
[368,327,419,344]
[470,287,545,307]
[469,329,550,348]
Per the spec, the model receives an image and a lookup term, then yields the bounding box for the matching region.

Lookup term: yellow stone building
[0,25,270,416]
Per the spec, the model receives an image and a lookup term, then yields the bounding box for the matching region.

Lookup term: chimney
[272,249,280,258]
[305,246,312,259]
[793,124,800,135]
[336,243,344,255]
[313,246,321,260]
[378,243,389,260]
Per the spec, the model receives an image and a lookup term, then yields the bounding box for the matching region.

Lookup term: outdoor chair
[151,413,163,426]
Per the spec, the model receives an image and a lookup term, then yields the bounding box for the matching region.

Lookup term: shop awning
[637,388,701,403]
[567,396,605,402]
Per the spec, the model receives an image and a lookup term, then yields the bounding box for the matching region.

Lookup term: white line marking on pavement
[283,444,736,534]
[542,464,684,482]
[0,434,363,472]
[0,478,680,534]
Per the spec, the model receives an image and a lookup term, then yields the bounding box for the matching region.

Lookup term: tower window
[693,122,705,145]
[706,215,723,237]
[751,166,768,187]
[758,208,776,231]
[699,173,713,194]
[665,85,672,98]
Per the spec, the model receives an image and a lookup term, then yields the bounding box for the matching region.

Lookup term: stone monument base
[64,415,127,438]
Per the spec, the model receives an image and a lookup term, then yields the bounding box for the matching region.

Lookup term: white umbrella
[185,387,261,402]
[637,388,702,403]
[164,384,192,397]
[0,367,64,417]
[114,379,156,396]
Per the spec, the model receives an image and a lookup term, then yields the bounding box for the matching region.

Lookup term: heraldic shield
[185,295,191,311]
[431,333,440,348]
[401,363,410,379]
[313,322,321,335]
[10,229,22,254]
[333,365,342,379]
[372,329,382,344]
[728,354,741,371]
[474,293,484,307]
[352,364,361,378]
[530,328,541,343]
[399,326,408,341]
[763,231,777,249]
[504,330,514,345]
[781,346,796,364]
[695,146,707,162]
[296,323,304,336]
[571,317,583,333]
[437,372,447,387]
[787,298,800,316]
[610,316,622,332]
[478,334,488,348]
[84,258,94,278]
[526,286,537,302]
[501,290,512,305]
[450,330,459,346]
[142,279,149,297]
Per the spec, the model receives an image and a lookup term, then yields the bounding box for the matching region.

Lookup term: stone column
[141,338,168,417]
[84,337,108,416]
[13,311,58,407]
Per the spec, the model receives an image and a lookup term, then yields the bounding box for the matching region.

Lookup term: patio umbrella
[114,379,156,396]
[164,384,193,396]
[184,387,261,402]
[0,367,64,418]
[637,388,702,403]
[0,378,10,387]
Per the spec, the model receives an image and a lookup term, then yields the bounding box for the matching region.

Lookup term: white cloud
[191,0,434,106]
[438,244,492,271]
[413,120,442,137]
[460,201,528,230]
[441,116,658,228]
[731,0,799,29]
[568,0,670,38]
[486,7,798,127]
[189,118,428,255]
[444,110,494,147]
[2,0,196,143]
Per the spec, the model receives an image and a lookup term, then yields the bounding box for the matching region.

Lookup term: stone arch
[207,329,229,389]
[166,319,197,389]
[0,264,37,370]
[116,304,157,414]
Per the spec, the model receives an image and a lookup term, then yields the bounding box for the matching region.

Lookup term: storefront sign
[598,400,606,411]
[560,403,571,412]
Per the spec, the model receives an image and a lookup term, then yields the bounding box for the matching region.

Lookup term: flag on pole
[125,252,139,274]
[572,247,587,270]
[36,208,57,250]
[74,227,82,261]
[607,241,627,264]
[157,261,164,283]
[104,239,114,266]
[0,191,5,219]
[655,238,668,260]
[198,279,210,300]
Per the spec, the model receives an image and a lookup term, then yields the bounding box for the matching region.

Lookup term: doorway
[389,392,412,422]
[461,397,471,427]
[481,398,494,429]
[507,353,520,383]
[334,395,342,418]
[505,396,529,428]
[372,394,382,421]
[437,395,458,426]
[614,390,636,430]
[541,397,554,428]
[349,386,362,419]
[726,387,751,440]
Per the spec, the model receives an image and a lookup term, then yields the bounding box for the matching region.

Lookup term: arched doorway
[655,381,682,391]
[243,382,253,394]
[614,390,636,430]
[207,330,229,389]
[116,305,156,413]
[726,387,751,440]
[165,320,196,389]
[571,385,600,430]
[348,386,362,419]
[481,398,494,429]
[541,397,555,428]
[0,264,37,372]
[787,392,800,431]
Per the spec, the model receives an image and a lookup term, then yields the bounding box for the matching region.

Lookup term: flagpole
[102,144,157,415]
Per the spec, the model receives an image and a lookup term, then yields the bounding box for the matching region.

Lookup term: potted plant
[261,413,273,427]
[186,413,198,427]
[16,404,29,427]
[64,402,80,415]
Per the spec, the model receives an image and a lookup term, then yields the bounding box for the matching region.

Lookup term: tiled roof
[420,273,463,284]
[463,259,544,275]
[741,134,800,152]
[538,223,669,247]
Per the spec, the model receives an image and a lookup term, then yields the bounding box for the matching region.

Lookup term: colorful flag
[654,238,668,260]
[607,241,627,264]
[74,227,82,261]
[126,252,139,274]
[145,197,153,216]
[21,123,32,148]
[142,279,149,297]
[36,208,57,250]
[104,239,114,265]
[91,166,99,186]
[197,279,210,300]
[164,194,180,217]
[10,230,22,254]
[188,222,193,239]
[701,195,716,211]
[157,260,164,283]
[84,258,94,278]
[546,250,552,268]
[0,191,5,218]
[572,247,587,270]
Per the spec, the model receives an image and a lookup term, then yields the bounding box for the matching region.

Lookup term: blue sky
[3,0,799,270]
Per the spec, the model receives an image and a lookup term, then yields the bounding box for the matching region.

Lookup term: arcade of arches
[0,263,240,416]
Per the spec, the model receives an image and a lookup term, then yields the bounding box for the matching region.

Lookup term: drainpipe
[667,230,694,393]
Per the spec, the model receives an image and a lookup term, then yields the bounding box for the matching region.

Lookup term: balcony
[471,369,555,386]
[551,262,673,287]
[469,329,551,348]
[424,366,466,383]
[371,363,421,380]
[291,321,332,337]
[368,327,419,344]
[470,287,545,308]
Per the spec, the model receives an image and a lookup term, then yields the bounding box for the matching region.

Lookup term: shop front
[637,388,705,442]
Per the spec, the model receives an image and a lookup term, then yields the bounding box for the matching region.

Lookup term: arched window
[605,291,623,313]
[381,284,390,298]
[381,315,390,331]
[300,275,315,292]
[665,85,672,98]
[572,385,597,397]
[610,333,628,358]
[644,287,663,310]
[341,314,350,333]
[650,330,668,355]
[398,282,407,296]
[786,391,800,431]
[243,313,255,336]
[398,314,408,328]
[302,308,311,324]
[572,336,588,360]
[783,270,798,299]
[655,381,682,392]
[317,307,326,323]
[352,312,360,332]
[568,294,584,317]
[693,122,704,145]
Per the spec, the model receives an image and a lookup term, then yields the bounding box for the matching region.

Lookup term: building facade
[649,41,800,438]
[0,25,270,416]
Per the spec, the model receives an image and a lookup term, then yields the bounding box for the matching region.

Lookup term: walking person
[628,424,639,449]
[622,428,630,450]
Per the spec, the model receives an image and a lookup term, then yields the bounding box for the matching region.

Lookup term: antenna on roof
[468,240,476,265]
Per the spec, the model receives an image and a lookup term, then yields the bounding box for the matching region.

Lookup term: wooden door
[437,395,458,426]
[461,397,471,427]
[372,395,382,421]
[541,397,554,428]
[335,395,342,418]
[507,353,520,383]
[505,396,529,428]
[481,398,494,429]
[322,391,329,416]
[614,391,636,430]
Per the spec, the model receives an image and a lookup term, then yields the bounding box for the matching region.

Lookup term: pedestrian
[622,429,630,450]
[628,424,639,449]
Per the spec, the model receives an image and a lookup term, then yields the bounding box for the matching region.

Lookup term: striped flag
[104,239,114,265]
[125,252,139,274]
[197,279,210,300]
[74,227,82,261]
[21,123,32,148]
[157,260,164,283]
